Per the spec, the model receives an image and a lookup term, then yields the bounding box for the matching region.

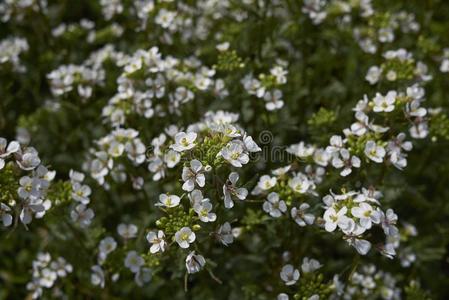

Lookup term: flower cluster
[0,36,28,72]
[241,64,288,111]
[26,252,73,299]
[0,137,54,227]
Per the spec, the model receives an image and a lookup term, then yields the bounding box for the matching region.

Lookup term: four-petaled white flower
[70,204,95,228]
[117,223,138,239]
[182,159,206,192]
[280,264,300,286]
[263,192,287,218]
[288,173,311,194]
[323,207,348,232]
[157,193,181,208]
[291,203,315,227]
[216,222,234,246]
[193,199,217,222]
[175,227,196,248]
[223,172,248,209]
[373,91,396,113]
[146,230,167,253]
[170,132,197,152]
[124,251,144,273]
[220,141,249,167]
[185,251,206,274]
[364,140,386,163]
[351,202,381,229]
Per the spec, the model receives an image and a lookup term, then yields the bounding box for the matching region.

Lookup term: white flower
[365,66,381,84]
[0,138,20,169]
[72,182,91,204]
[323,207,348,232]
[264,89,284,111]
[278,293,289,300]
[351,203,381,229]
[291,203,315,226]
[170,132,197,152]
[175,227,196,248]
[220,141,249,167]
[331,149,361,176]
[346,236,371,255]
[157,193,181,208]
[0,203,13,226]
[287,142,315,158]
[217,222,234,246]
[39,268,57,288]
[280,264,300,286]
[164,150,181,168]
[380,209,399,236]
[124,251,144,273]
[301,257,321,273]
[117,223,138,239]
[146,230,167,254]
[364,140,386,163]
[16,147,41,170]
[185,251,206,274]
[182,159,205,192]
[288,173,311,194]
[373,91,396,113]
[313,149,330,167]
[193,200,217,222]
[263,192,287,218]
[20,199,45,225]
[70,204,94,228]
[223,172,248,209]
[243,135,262,152]
[257,175,277,191]
[99,237,117,257]
[91,265,105,288]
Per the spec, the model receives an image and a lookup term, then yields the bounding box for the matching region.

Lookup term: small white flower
[288,173,311,194]
[193,200,217,223]
[331,149,361,176]
[170,132,197,152]
[157,193,181,208]
[257,175,277,191]
[0,203,13,226]
[263,192,287,218]
[365,66,381,84]
[364,140,386,163]
[99,237,117,257]
[291,203,315,226]
[223,172,248,209]
[175,227,196,248]
[220,141,249,167]
[72,182,92,204]
[71,204,95,228]
[164,150,181,168]
[373,91,396,113]
[323,207,348,232]
[280,264,300,286]
[185,251,206,274]
[182,159,205,192]
[351,203,381,229]
[117,223,138,239]
[264,89,284,111]
[91,265,105,288]
[124,251,144,273]
[301,257,321,273]
[217,222,234,246]
[146,230,167,254]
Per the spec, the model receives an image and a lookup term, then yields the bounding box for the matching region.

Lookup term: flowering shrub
[2,0,449,299]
